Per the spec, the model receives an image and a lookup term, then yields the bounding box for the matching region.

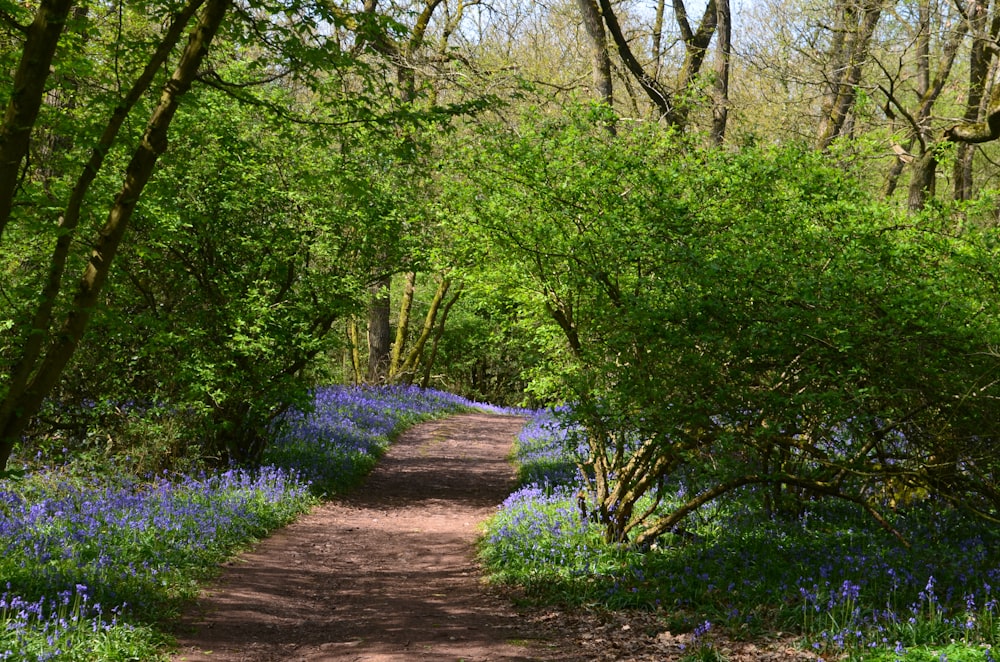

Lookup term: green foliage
[20,399,204,477]
[1,0,473,471]
[51,67,433,465]
[424,288,540,406]
[451,107,1000,545]
[0,604,167,662]
[863,643,996,662]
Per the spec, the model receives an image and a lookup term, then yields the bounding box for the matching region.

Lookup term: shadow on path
[171,413,570,662]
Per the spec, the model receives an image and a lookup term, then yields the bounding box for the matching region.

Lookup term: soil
[170,413,825,662]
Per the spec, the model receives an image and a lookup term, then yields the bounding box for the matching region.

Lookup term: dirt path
[170,413,822,662]
[171,413,567,662]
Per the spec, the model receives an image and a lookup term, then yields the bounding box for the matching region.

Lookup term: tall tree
[0,0,75,239]
[389,271,418,380]
[576,0,613,107]
[815,0,887,149]
[0,0,231,470]
[595,0,717,128]
[366,283,393,383]
[952,0,1000,200]
[358,0,454,384]
[710,0,732,144]
[875,0,967,208]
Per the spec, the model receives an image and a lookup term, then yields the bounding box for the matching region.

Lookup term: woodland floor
[169,413,825,662]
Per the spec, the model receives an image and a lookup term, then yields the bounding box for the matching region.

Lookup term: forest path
[170,413,572,662]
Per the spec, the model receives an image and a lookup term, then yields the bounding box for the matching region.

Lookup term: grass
[0,385,499,661]
[480,409,1000,662]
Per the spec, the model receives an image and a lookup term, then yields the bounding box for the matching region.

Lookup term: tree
[710,0,732,143]
[452,112,1000,545]
[576,0,613,108]
[951,0,1000,200]
[0,0,231,471]
[815,0,886,149]
[355,0,460,384]
[595,0,718,128]
[0,0,75,239]
[876,0,967,203]
[65,73,391,464]
[0,0,450,469]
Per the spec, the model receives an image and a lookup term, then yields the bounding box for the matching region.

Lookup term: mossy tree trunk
[0,0,231,470]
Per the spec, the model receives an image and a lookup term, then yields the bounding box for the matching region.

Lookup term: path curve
[171,413,565,662]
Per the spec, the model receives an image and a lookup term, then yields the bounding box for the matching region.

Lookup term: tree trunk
[0,0,231,470]
[818,0,850,116]
[366,276,392,384]
[815,0,884,150]
[907,149,937,211]
[672,0,719,126]
[421,283,463,389]
[596,0,717,128]
[652,0,666,78]
[596,0,675,123]
[6,0,206,439]
[0,0,75,239]
[397,276,450,384]
[389,271,416,380]
[880,6,965,202]
[575,0,613,108]
[709,0,731,145]
[953,0,999,200]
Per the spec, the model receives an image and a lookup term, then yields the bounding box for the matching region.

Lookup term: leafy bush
[455,113,1000,545]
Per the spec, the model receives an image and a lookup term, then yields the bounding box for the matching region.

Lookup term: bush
[456,114,1000,546]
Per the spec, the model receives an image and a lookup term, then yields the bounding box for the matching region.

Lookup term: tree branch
[0,0,75,240]
[595,0,675,122]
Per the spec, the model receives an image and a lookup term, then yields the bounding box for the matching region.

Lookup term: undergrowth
[0,385,489,660]
[481,409,1000,662]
